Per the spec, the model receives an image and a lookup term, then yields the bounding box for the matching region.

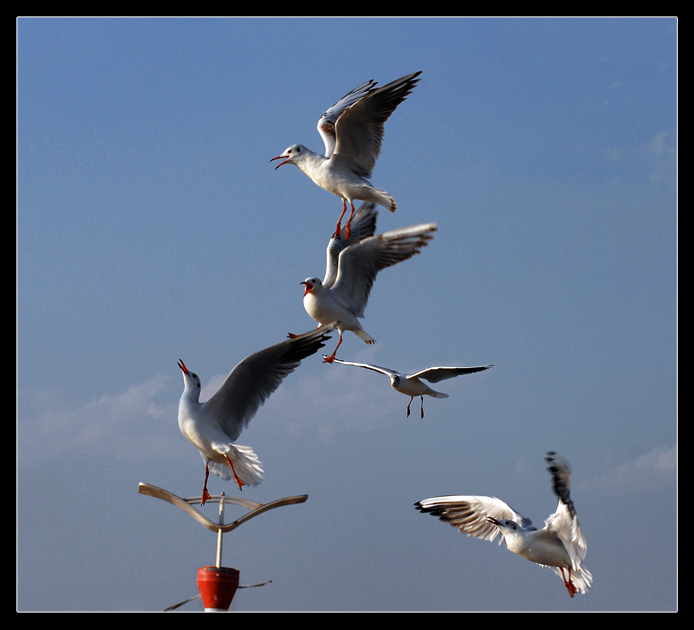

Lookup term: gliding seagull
[329,359,492,418]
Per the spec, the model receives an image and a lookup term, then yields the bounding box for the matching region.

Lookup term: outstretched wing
[544,451,588,569]
[202,328,331,440]
[331,71,422,178]
[317,79,378,158]
[323,202,378,289]
[410,365,492,383]
[332,222,436,317]
[415,495,533,545]
[329,357,399,378]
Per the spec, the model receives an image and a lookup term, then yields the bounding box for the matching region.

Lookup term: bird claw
[560,567,577,597]
[201,487,212,506]
[225,454,245,491]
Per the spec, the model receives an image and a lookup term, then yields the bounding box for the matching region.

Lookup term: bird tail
[551,564,593,595]
[427,390,449,399]
[370,188,397,212]
[209,444,264,487]
[354,329,376,344]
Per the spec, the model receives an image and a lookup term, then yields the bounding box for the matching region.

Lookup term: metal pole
[216,492,225,568]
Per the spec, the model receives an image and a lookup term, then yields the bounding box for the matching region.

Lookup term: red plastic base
[196,566,240,611]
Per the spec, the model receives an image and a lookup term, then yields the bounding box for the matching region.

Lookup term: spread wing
[330,71,422,178]
[317,79,378,158]
[331,222,436,317]
[323,202,378,289]
[202,327,331,441]
[410,365,492,382]
[415,495,534,544]
[544,452,588,569]
[329,358,399,378]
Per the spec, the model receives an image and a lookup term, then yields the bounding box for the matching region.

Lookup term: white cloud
[246,355,403,443]
[17,373,181,465]
[16,355,400,469]
[579,444,676,496]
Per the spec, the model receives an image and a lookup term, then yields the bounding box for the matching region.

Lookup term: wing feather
[410,365,492,383]
[415,495,532,544]
[318,79,378,158]
[331,222,436,317]
[330,72,422,178]
[202,328,330,440]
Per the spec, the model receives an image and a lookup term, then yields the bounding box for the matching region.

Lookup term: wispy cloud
[17,357,400,468]
[606,129,676,187]
[578,444,676,496]
[17,374,181,465]
[260,359,402,442]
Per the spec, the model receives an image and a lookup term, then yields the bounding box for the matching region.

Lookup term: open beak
[300,281,314,296]
[270,155,288,170]
[177,359,188,374]
[486,516,501,527]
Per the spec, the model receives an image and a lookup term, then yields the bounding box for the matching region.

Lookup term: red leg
[344,201,356,240]
[334,199,348,238]
[225,454,246,491]
[560,567,577,597]
[201,465,212,506]
[322,333,343,363]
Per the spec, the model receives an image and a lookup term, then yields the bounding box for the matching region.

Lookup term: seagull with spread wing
[293,220,436,363]
[415,452,592,597]
[177,327,330,505]
[329,359,492,418]
[271,72,422,239]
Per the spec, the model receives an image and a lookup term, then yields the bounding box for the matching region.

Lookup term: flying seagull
[329,359,492,418]
[415,452,592,597]
[293,221,436,363]
[271,72,422,239]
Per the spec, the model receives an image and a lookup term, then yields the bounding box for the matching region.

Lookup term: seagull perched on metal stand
[177,327,331,505]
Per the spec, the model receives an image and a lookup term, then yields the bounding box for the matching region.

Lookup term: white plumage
[177,327,330,504]
[271,72,422,239]
[294,212,436,363]
[415,452,592,597]
[329,359,492,418]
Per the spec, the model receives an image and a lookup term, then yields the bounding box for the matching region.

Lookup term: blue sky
[17,17,676,611]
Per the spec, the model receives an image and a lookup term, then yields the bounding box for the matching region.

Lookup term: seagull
[328,359,493,418]
[414,452,592,597]
[177,327,330,505]
[292,221,436,363]
[271,71,422,240]
[323,201,379,287]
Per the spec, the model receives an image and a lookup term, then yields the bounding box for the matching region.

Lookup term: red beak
[270,155,288,170]
[177,359,188,374]
[300,281,314,296]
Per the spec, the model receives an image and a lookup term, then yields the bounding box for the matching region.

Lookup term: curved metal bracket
[138,482,308,534]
